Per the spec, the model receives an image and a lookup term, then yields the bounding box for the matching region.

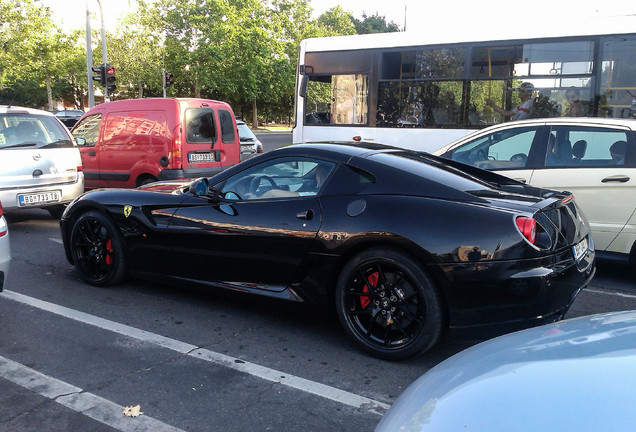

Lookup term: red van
[71,98,241,189]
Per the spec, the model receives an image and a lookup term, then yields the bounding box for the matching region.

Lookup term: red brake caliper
[360,272,378,308]
[105,239,113,265]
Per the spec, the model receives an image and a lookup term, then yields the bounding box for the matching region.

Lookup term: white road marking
[0,356,184,432]
[49,238,64,244]
[1,290,390,416]
[586,287,636,299]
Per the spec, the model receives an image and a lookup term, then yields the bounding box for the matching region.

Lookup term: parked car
[71,98,242,189]
[375,309,636,431]
[435,118,636,265]
[54,109,84,128]
[0,201,10,291]
[0,105,84,218]
[60,142,595,360]
[237,119,263,160]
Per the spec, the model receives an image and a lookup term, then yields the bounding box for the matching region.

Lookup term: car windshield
[237,123,256,141]
[0,113,74,149]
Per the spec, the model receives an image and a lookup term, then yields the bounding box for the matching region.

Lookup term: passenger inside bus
[487,82,535,121]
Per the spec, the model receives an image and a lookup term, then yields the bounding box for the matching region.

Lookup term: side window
[71,114,102,146]
[305,74,368,125]
[448,126,537,170]
[185,108,217,144]
[220,158,335,200]
[219,109,236,143]
[102,111,168,147]
[545,126,629,167]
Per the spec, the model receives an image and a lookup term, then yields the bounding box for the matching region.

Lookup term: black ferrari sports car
[60,142,595,360]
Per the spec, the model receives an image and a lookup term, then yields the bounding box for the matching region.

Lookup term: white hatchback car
[435,118,636,265]
[0,201,10,291]
[0,105,84,218]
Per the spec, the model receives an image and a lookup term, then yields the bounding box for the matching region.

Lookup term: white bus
[293,16,636,152]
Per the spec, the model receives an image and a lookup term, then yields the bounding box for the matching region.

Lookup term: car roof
[435,117,636,154]
[0,105,56,116]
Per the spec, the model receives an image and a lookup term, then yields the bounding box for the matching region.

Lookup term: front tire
[335,248,444,360]
[69,210,127,286]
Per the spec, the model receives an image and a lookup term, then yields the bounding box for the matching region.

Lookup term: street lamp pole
[85,0,108,107]
[97,0,109,102]
[86,0,94,107]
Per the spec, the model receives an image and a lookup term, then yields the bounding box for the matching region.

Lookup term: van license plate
[18,191,61,206]
[572,237,588,261]
[188,152,215,162]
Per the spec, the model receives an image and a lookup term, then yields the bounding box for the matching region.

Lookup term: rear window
[0,113,74,149]
[219,109,236,143]
[185,108,217,144]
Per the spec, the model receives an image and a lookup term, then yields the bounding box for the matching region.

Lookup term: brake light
[172,142,182,168]
[516,216,536,244]
[0,202,6,237]
[77,165,83,172]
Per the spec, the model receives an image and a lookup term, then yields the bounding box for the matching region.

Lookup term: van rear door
[182,105,239,177]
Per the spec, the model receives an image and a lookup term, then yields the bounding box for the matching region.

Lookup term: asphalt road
[1,207,635,432]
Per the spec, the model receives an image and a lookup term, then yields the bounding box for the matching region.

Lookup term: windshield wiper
[39,139,72,148]
[0,142,39,149]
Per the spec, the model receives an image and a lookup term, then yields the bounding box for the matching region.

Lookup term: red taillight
[0,201,6,237]
[77,165,83,172]
[516,216,536,244]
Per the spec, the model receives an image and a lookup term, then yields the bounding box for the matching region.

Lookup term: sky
[42,0,636,33]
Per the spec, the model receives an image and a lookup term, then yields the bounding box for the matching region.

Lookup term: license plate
[572,237,588,261]
[188,152,215,163]
[18,190,61,206]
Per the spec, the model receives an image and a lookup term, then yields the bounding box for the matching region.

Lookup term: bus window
[600,35,636,119]
[305,74,368,125]
[377,81,462,128]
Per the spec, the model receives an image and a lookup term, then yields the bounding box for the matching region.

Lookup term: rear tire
[69,210,127,286]
[335,247,444,360]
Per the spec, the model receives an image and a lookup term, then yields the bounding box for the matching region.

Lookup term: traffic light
[105,65,116,93]
[164,72,173,87]
[92,66,104,84]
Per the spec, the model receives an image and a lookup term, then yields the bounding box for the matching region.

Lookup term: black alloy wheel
[336,248,444,360]
[69,210,127,286]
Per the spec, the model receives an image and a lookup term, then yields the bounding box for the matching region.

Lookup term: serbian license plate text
[188,152,214,163]
[18,191,61,206]
[573,237,588,261]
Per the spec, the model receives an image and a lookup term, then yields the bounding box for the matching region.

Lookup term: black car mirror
[189,177,210,196]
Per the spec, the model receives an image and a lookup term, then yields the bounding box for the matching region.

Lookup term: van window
[72,114,102,146]
[219,109,236,143]
[102,111,168,147]
[186,108,217,144]
[0,113,75,149]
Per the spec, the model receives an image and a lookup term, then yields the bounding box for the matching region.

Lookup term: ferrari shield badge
[123,205,132,218]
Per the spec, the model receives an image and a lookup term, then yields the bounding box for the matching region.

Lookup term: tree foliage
[0,0,402,122]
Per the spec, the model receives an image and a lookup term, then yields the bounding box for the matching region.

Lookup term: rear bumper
[435,244,595,331]
[158,167,225,181]
[0,175,84,211]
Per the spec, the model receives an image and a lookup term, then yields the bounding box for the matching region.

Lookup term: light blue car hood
[376,310,636,431]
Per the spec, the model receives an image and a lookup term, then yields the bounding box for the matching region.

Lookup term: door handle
[601,175,630,183]
[296,209,314,220]
[88,150,96,156]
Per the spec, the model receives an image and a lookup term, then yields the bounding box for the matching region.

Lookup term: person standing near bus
[487,82,535,120]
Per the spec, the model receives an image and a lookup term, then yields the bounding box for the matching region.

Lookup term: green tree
[354,12,401,34]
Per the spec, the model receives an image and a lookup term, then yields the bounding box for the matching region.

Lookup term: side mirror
[299,75,308,98]
[75,137,86,146]
[189,177,210,196]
